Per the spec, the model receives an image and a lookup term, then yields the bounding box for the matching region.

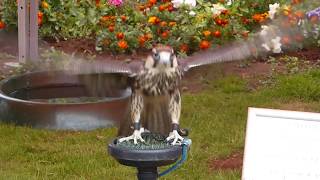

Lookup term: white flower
[171,0,196,8]
[226,0,233,6]
[211,3,227,16]
[260,25,270,36]
[261,36,282,53]
[268,3,280,19]
[271,36,282,53]
[189,10,196,16]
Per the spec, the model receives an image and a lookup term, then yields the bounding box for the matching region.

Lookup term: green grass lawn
[2,68,320,179]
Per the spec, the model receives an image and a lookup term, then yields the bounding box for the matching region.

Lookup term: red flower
[108,26,115,32]
[161,31,169,39]
[0,21,6,29]
[213,30,221,38]
[116,32,125,39]
[199,40,210,50]
[180,44,189,52]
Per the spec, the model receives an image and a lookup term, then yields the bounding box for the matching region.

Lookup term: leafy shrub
[0,0,319,53]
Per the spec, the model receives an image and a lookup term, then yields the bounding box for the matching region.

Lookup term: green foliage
[1,0,319,53]
[0,0,278,53]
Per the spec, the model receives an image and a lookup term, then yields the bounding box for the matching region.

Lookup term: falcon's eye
[153,52,160,60]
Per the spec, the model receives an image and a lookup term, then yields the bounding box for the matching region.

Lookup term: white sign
[242,108,320,180]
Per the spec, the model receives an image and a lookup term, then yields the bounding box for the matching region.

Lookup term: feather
[62,58,144,77]
[179,40,258,72]
[118,95,171,136]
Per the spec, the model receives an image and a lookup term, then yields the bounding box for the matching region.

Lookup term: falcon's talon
[119,129,145,144]
[166,130,184,145]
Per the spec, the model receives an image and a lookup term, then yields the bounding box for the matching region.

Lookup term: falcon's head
[145,45,178,70]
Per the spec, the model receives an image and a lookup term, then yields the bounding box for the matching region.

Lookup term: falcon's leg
[119,91,145,144]
[166,90,184,145]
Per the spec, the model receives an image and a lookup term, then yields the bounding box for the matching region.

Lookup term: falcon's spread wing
[179,41,256,72]
[64,58,144,77]
[56,58,144,97]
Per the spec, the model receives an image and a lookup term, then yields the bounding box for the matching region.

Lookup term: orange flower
[149,0,157,5]
[169,21,176,26]
[160,21,167,27]
[38,12,44,25]
[121,15,127,22]
[159,5,166,11]
[283,5,292,16]
[144,33,153,40]
[148,16,159,24]
[118,40,128,49]
[0,21,5,29]
[38,12,44,18]
[199,40,210,50]
[101,15,109,22]
[41,1,49,9]
[138,36,147,46]
[294,11,304,18]
[203,30,211,37]
[252,13,267,23]
[116,32,125,39]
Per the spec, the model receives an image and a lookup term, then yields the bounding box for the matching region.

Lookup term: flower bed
[0,0,319,54]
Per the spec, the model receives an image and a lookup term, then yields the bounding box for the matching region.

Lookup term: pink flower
[108,0,123,6]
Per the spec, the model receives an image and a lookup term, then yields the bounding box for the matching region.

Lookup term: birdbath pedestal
[108,133,185,180]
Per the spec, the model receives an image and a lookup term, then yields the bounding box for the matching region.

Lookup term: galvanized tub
[0,71,131,130]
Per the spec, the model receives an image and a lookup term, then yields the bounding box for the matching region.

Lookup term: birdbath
[108,132,191,180]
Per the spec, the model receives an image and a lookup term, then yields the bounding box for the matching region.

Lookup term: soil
[208,152,244,171]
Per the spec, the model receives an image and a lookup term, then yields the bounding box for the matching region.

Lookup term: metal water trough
[0,71,131,130]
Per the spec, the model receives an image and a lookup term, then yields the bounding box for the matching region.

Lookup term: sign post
[17,0,38,63]
[243,108,320,180]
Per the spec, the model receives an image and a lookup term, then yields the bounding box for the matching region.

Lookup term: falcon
[66,41,257,145]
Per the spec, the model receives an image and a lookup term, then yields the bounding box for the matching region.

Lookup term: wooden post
[29,0,39,61]
[18,0,29,63]
[18,0,39,63]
